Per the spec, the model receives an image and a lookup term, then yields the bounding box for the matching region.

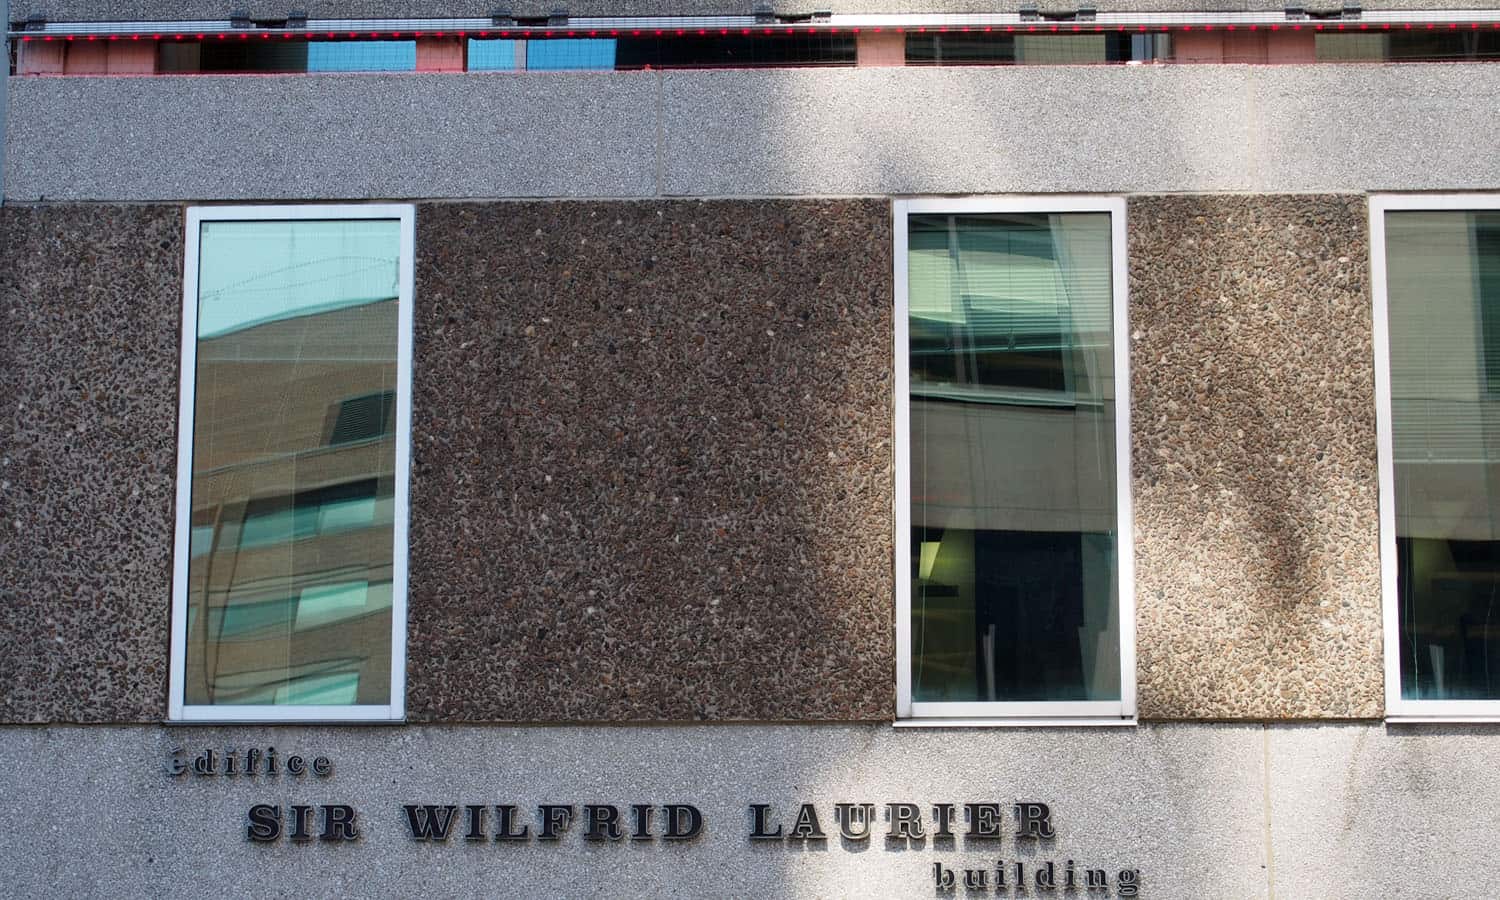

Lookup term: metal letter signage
[168,749,1143,895]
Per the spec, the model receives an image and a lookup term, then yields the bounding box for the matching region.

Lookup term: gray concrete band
[7,64,1500,202]
[1,722,1497,898]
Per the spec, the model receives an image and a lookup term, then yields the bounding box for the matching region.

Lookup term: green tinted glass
[908,212,1121,703]
[1386,210,1500,700]
[184,219,401,706]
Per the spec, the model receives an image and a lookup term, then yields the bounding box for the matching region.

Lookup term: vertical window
[894,197,1135,722]
[170,205,413,721]
[1374,194,1500,720]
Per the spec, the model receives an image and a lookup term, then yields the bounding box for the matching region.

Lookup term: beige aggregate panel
[1129,194,1384,719]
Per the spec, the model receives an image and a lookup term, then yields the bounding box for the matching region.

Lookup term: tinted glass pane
[185,218,401,706]
[1386,210,1500,700]
[174,41,309,73]
[908,212,1120,703]
[613,33,854,68]
[165,40,417,73]
[306,40,416,72]
[907,32,1134,65]
[467,38,520,71]
[469,38,616,70]
[1318,32,1500,62]
[527,38,617,70]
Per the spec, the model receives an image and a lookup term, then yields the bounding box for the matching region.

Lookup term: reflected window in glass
[1376,196,1500,718]
[896,198,1135,721]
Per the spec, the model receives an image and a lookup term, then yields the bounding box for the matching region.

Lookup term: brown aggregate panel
[409,200,894,721]
[1129,194,1383,719]
[0,205,181,722]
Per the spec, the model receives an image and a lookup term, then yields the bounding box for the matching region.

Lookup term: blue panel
[467,39,519,71]
[527,39,617,71]
[306,40,417,72]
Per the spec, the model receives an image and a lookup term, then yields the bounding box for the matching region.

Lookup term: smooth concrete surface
[659,65,1500,197]
[1268,724,1500,899]
[0,722,1271,898]
[9,0,1500,20]
[659,65,1243,195]
[8,64,1500,202]
[5,72,659,202]
[4,722,1499,898]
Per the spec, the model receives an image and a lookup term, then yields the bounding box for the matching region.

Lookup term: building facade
[3,0,1500,896]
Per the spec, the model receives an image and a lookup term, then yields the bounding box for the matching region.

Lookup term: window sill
[169,704,405,724]
[893,717,1137,729]
[1385,715,1500,725]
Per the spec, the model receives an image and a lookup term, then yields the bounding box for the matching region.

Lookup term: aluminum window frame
[893,195,1137,725]
[1372,192,1500,723]
[168,203,415,723]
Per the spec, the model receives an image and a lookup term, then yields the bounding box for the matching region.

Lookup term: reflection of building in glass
[907,211,1121,705]
[1386,211,1500,700]
[184,233,399,707]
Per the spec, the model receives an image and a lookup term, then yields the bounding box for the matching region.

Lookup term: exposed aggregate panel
[0,204,182,722]
[1128,194,1383,719]
[406,199,896,721]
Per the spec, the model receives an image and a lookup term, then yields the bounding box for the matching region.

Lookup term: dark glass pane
[167,40,309,73]
[1398,537,1500,699]
[613,33,854,68]
[1317,32,1500,61]
[908,211,1120,703]
[907,33,1017,65]
[159,39,417,73]
[1387,210,1500,700]
[907,32,1133,65]
[468,34,854,71]
[329,391,395,445]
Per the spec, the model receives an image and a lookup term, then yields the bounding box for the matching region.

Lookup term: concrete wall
[8,64,1500,202]
[1,24,1493,900]
[0,722,1496,898]
[0,199,898,723]
[0,195,1389,722]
